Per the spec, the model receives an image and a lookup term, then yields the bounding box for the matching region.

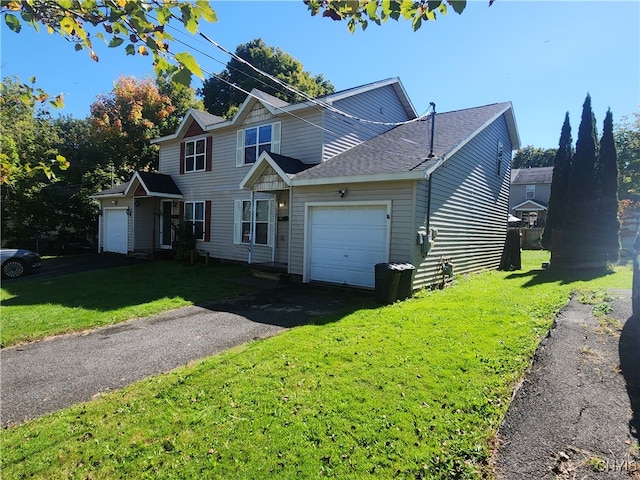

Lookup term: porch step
[250,268,289,283]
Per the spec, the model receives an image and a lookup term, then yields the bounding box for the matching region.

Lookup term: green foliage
[597,109,621,264]
[172,221,197,261]
[200,38,335,118]
[0,262,250,347]
[615,111,640,201]
[562,94,601,268]
[1,0,217,88]
[305,0,474,31]
[0,76,67,187]
[512,145,557,168]
[542,113,572,251]
[0,252,631,478]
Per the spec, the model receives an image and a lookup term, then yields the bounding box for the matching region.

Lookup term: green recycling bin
[395,263,415,300]
[375,263,401,304]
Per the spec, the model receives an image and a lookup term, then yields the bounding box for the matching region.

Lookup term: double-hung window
[236,122,281,166]
[184,201,205,240]
[526,185,535,199]
[234,198,274,246]
[185,138,206,172]
[244,125,271,165]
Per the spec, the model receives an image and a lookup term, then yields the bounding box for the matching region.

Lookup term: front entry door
[160,201,173,249]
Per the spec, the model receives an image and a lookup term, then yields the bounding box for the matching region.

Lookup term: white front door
[307,204,389,288]
[104,208,128,254]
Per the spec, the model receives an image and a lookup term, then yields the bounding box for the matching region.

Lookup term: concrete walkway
[494,289,640,479]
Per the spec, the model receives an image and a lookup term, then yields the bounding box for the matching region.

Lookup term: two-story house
[93,78,520,291]
[509,167,553,227]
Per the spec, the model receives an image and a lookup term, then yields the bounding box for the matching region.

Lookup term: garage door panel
[308,205,388,288]
[104,209,128,254]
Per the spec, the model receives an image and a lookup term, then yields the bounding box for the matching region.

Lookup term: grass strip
[0,262,251,347]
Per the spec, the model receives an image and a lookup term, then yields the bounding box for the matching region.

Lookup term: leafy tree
[541,113,572,252]
[615,112,640,201]
[1,77,69,248]
[305,0,481,32]
[200,38,335,118]
[563,94,600,268]
[596,109,620,264]
[512,145,557,169]
[89,76,178,177]
[0,76,68,186]
[156,74,204,133]
[1,0,216,87]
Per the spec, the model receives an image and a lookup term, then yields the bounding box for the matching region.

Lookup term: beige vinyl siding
[156,104,327,263]
[288,181,415,278]
[323,85,411,160]
[279,109,323,164]
[412,115,513,290]
[133,198,155,251]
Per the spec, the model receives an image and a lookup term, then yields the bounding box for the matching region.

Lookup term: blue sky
[1,1,638,149]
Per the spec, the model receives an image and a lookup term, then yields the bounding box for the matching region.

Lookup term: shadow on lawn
[1,259,375,330]
[199,280,377,329]
[505,265,616,288]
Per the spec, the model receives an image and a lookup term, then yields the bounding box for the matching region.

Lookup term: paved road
[1,278,366,427]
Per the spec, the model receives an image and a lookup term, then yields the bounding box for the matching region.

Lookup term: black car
[1,249,42,279]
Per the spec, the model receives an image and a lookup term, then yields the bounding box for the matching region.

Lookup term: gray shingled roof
[93,172,182,197]
[191,110,225,128]
[511,167,553,184]
[294,102,511,180]
[268,153,313,175]
[136,172,182,195]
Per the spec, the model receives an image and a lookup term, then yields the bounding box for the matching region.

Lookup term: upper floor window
[185,138,206,172]
[180,136,212,174]
[526,184,535,199]
[236,122,281,167]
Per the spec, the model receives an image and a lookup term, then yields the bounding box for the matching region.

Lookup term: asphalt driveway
[1,276,370,427]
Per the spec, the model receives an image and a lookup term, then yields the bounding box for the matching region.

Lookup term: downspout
[426,103,436,238]
[248,190,254,264]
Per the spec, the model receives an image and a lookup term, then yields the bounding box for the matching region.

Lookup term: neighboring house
[509,167,553,227]
[93,78,520,291]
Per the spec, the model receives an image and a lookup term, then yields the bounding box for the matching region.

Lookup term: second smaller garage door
[308,204,389,288]
[104,208,128,254]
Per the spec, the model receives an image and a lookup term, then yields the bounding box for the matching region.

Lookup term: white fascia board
[430,103,514,170]
[513,200,547,211]
[144,192,183,199]
[292,170,425,187]
[89,192,125,199]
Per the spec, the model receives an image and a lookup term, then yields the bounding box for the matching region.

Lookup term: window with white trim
[184,201,205,240]
[234,198,275,246]
[526,185,535,199]
[236,122,281,167]
[185,138,206,172]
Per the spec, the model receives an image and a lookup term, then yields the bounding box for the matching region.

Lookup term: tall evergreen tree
[542,113,572,252]
[564,94,600,267]
[596,109,620,263]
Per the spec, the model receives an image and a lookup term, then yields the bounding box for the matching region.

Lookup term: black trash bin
[375,263,401,304]
[395,263,415,300]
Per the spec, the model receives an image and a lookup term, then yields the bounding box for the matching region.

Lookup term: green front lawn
[0,252,632,479]
[0,262,251,347]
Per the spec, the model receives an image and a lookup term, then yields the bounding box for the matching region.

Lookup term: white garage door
[308,204,389,288]
[104,208,128,254]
